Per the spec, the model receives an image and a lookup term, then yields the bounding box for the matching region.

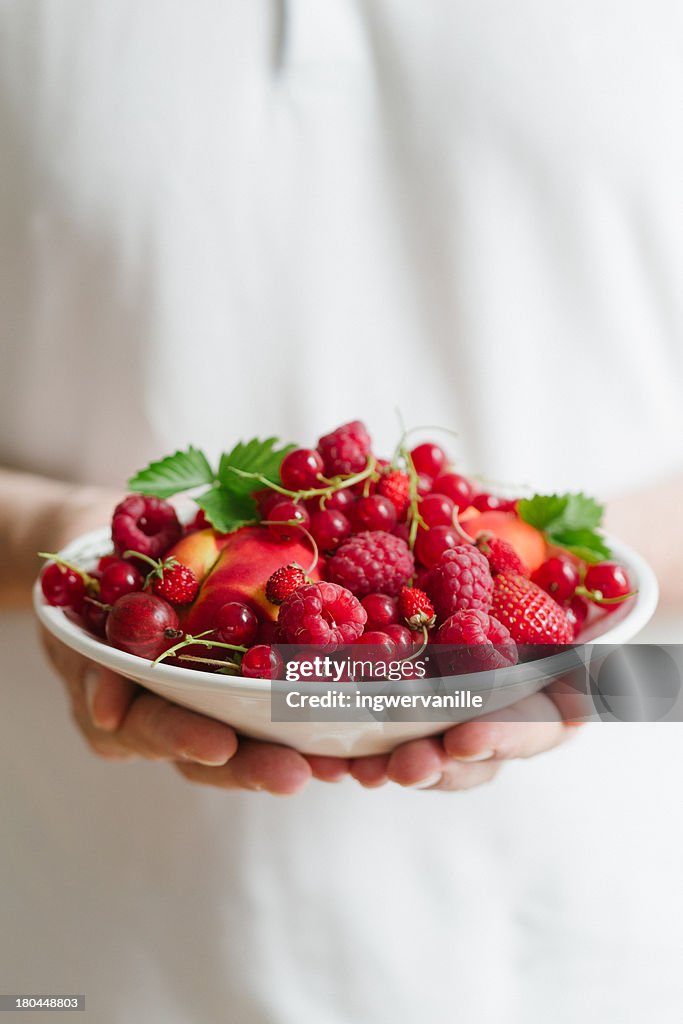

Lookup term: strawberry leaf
[545,528,611,564]
[518,491,611,562]
[195,487,258,534]
[218,437,296,495]
[128,446,215,499]
[516,494,569,530]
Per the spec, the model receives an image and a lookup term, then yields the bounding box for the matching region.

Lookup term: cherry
[419,492,456,528]
[361,593,399,630]
[106,592,181,659]
[355,631,396,659]
[416,473,433,497]
[583,562,633,610]
[99,560,143,605]
[241,644,284,679]
[97,555,120,572]
[350,495,397,533]
[383,623,418,656]
[324,488,356,513]
[280,448,324,490]
[431,473,474,508]
[410,443,447,479]
[215,602,259,646]
[266,500,310,541]
[41,562,87,610]
[531,557,580,603]
[472,493,517,513]
[393,522,411,544]
[255,489,285,518]
[414,525,459,569]
[82,598,110,638]
[566,595,589,638]
[310,508,351,552]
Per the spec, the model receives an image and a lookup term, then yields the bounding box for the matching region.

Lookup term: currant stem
[37,552,99,591]
[262,521,320,576]
[177,654,242,669]
[575,586,638,605]
[228,456,377,502]
[152,631,248,666]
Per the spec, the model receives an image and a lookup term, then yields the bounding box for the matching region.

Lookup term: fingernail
[452,749,495,762]
[84,668,110,731]
[409,771,442,789]
[180,751,231,767]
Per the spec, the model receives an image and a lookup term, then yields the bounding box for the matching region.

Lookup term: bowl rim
[34,527,659,696]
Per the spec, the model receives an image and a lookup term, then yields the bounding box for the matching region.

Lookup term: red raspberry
[398,587,436,629]
[278,582,367,645]
[426,546,493,622]
[435,609,518,672]
[112,495,181,561]
[152,561,199,605]
[377,470,411,517]
[326,531,415,598]
[266,563,308,605]
[491,572,574,644]
[317,420,372,476]
[475,534,528,576]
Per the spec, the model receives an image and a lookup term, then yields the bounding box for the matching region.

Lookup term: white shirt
[2,3,683,1021]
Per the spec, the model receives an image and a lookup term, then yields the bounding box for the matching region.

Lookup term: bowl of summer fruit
[34,421,658,756]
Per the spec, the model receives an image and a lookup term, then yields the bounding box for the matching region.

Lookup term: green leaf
[560,493,604,531]
[128,446,215,499]
[518,491,610,562]
[195,487,258,534]
[218,437,296,495]
[517,494,569,530]
[547,527,612,564]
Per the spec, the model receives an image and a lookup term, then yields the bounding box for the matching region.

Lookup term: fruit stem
[153,631,248,666]
[177,654,241,670]
[401,625,429,663]
[37,552,99,591]
[262,521,320,575]
[228,456,377,502]
[575,586,638,605]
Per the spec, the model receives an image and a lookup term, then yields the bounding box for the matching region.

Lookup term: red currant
[98,555,120,572]
[99,560,143,605]
[531,557,580,603]
[255,489,284,518]
[419,492,456,528]
[414,525,459,569]
[215,602,259,646]
[350,495,397,533]
[310,509,351,552]
[241,644,284,679]
[416,473,433,497]
[431,473,474,508]
[355,631,396,659]
[266,500,310,541]
[583,562,633,610]
[472,493,517,513]
[280,448,324,490]
[361,593,399,630]
[106,593,181,659]
[393,522,410,544]
[324,488,356,513]
[82,598,109,638]
[40,562,87,610]
[566,595,589,638]
[410,443,447,478]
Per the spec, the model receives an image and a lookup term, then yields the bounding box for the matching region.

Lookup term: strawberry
[152,560,199,605]
[491,572,574,644]
[398,586,436,629]
[266,563,308,605]
[378,470,411,517]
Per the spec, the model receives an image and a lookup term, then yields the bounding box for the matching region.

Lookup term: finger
[386,737,447,788]
[83,667,137,732]
[443,692,569,762]
[304,755,350,782]
[117,692,238,766]
[175,739,312,795]
[424,759,501,792]
[349,754,390,788]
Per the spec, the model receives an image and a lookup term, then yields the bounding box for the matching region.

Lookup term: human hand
[349,690,579,791]
[41,630,349,795]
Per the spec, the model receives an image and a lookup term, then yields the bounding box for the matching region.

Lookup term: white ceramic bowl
[34,528,659,756]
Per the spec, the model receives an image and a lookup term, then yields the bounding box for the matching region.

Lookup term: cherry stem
[38,552,99,591]
[400,625,429,663]
[451,512,475,544]
[575,586,638,605]
[153,631,248,666]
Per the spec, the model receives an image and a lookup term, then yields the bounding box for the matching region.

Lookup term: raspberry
[377,470,411,517]
[152,562,199,605]
[398,587,436,629]
[435,609,518,672]
[266,563,308,604]
[326,531,415,598]
[426,545,493,622]
[475,534,528,576]
[491,572,574,644]
[317,420,371,476]
[278,582,367,645]
[112,495,181,561]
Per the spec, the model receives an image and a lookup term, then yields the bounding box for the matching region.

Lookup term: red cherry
[350,495,397,533]
[241,644,284,679]
[216,602,259,646]
[99,560,144,605]
[414,525,459,569]
[310,508,351,552]
[566,595,589,638]
[40,562,87,610]
[431,473,474,508]
[255,489,285,518]
[82,598,109,638]
[98,555,120,572]
[106,593,180,659]
[416,473,433,497]
[583,562,633,611]
[355,631,396,659]
[383,623,418,656]
[361,593,399,630]
[324,488,356,513]
[410,443,447,478]
[280,448,325,491]
[419,492,456,528]
[472,493,517,513]
[531,557,580,603]
[266,500,310,541]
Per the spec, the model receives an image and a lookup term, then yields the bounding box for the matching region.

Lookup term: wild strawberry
[475,534,528,576]
[491,572,574,644]
[398,586,436,629]
[152,561,199,605]
[377,470,411,517]
[266,563,308,604]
